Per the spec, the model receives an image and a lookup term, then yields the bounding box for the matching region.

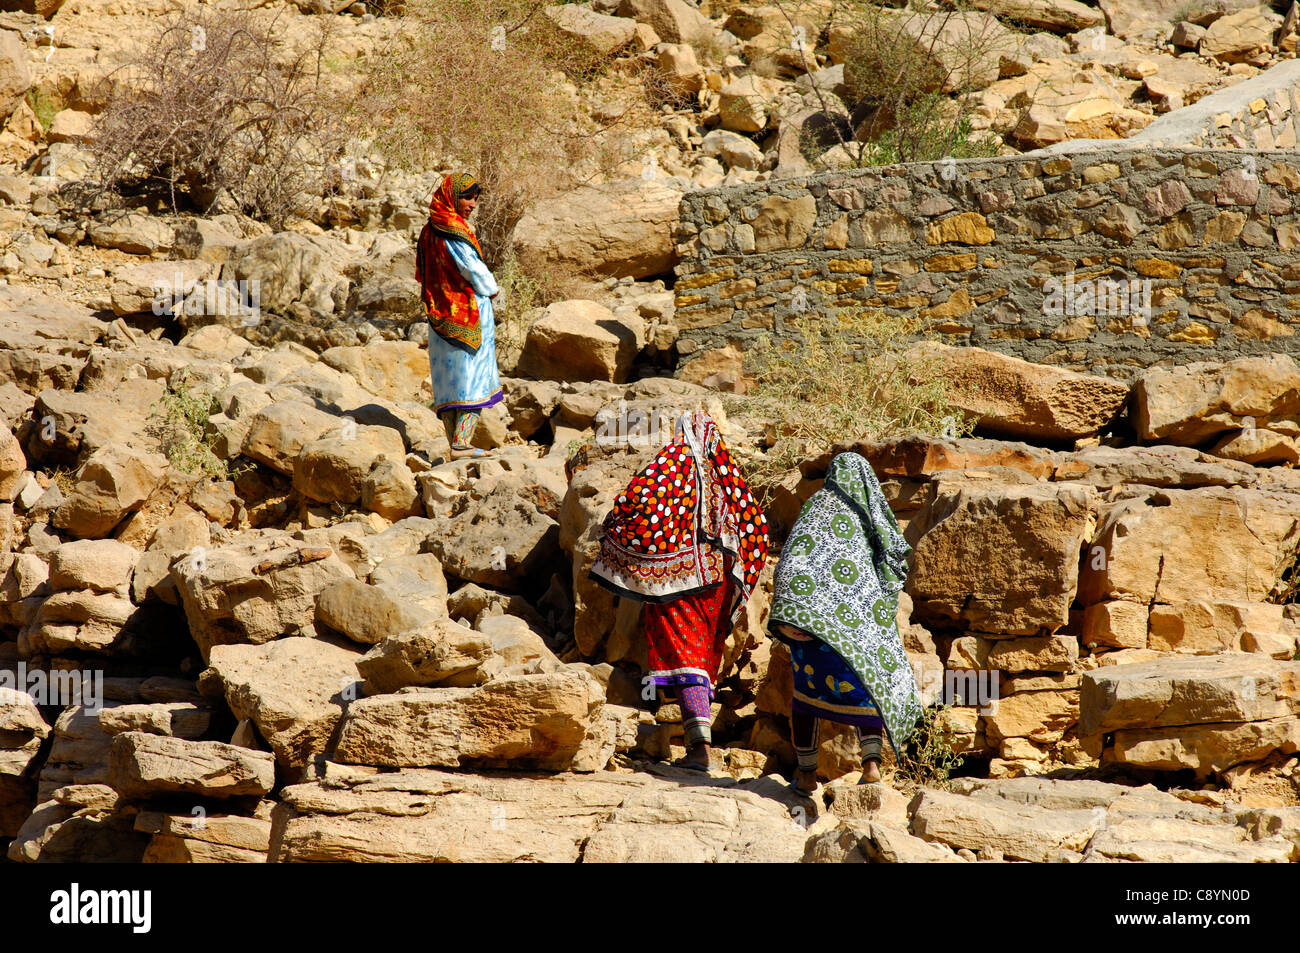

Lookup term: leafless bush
[774,0,1006,168]
[82,7,346,228]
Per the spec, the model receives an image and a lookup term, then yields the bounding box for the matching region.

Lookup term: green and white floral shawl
[769,452,922,754]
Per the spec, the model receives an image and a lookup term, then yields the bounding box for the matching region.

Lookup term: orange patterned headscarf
[416,173,484,351]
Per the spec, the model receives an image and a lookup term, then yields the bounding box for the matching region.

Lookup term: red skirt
[644,581,732,698]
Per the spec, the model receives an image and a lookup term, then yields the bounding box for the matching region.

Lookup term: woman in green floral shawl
[768,451,922,792]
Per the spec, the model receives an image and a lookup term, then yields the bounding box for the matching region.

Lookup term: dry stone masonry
[675,145,1300,382]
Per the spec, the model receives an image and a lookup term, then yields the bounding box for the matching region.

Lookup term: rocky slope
[0,0,1299,863]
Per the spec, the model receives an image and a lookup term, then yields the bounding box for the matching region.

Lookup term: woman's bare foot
[683,742,710,769]
[860,759,882,784]
[449,446,493,460]
[793,767,819,794]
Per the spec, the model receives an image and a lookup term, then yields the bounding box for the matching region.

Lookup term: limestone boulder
[271,768,809,863]
[293,424,406,505]
[315,578,437,646]
[838,9,1016,97]
[719,74,783,132]
[907,343,1129,441]
[700,129,765,171]
[518,300,640,384]
[1080,654,1300,737]
[1132,355,1300,446]
[971,0,1104,33]
[320,341,429,403]
[1107,718,1300,777]
[240,400,343,476]
[335,669,614,772]
[615,0,713,44]
[48,539,138,600]
[207,637,363,768]
[511,180,681,280]
[0,286,104,396]
[910,788,1103,861]
[135,806,273,863]
[422,472,560,590]
[0,29,30,122]
[107,732,275,799]
[87,212,175,256]
[1199,7,1278,63]
[97,702,212,740]
[1077,487,1300,607]
[0,692,49,781]
[218,231,353,320]
[170,536,356,659]
[1148,600,1300,657]
[52,446,167,540]
[1209,427,1300,467]
[356,618,500,693]
[546,3,637,54]
[0,425,23,501]
[27,380,165,469]
[656,43,705,96]
[908,479,1098,635]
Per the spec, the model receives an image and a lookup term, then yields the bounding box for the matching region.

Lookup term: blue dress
[429,238,503,414]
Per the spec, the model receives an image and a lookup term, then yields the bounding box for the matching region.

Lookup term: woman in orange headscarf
[415,172,502,459]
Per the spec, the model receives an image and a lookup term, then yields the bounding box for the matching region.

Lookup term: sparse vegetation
[348,0,647,271]
[776,0,1008,169]
[145,376,236,481]
[24,88,58,131]
[83,7,346,228]
[893,703,967,791]
[742,308,976,489]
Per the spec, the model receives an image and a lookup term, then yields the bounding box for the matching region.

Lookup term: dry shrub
[892,704,967,792]
[742,308,975,489]
[83,7,345,228]
[774,0,1005,167]
[348,0,647,270]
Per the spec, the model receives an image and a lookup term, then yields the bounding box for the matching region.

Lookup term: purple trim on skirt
[436,389,504,415]
[652,673,715,700]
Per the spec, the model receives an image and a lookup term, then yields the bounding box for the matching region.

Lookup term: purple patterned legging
[678,685,713,748]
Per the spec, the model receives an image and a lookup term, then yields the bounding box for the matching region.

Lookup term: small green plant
[493,253,545,370]
[894,703,966,790]
[145,376,229,480]
[743,308,975,489]
[848,108,1001,169]
[24,88,58,130]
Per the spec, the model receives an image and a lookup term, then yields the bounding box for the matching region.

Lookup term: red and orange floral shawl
[416,172,484,351]
[590,411,769,627]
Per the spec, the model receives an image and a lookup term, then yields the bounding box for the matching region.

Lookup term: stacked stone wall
[674,146,1300,382]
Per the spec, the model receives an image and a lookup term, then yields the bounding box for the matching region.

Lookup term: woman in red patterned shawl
[415,171,502,459]
[590,411,769,772]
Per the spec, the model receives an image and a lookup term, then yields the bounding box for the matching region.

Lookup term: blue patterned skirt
[788,638,885,730]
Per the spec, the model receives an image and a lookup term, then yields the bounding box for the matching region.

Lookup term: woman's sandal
[791,768,819,795]
[672,758,711,773]
[449,446,493,460]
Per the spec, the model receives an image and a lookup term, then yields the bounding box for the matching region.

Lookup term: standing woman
[769,451,922,792]
[590,411,769,772]
[416,171,502,459]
